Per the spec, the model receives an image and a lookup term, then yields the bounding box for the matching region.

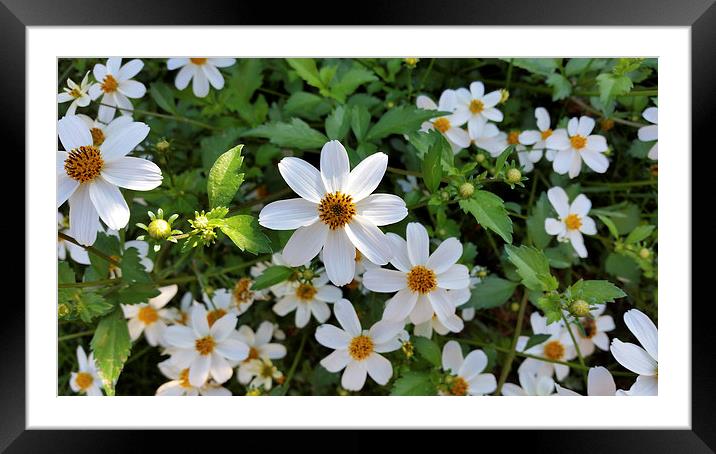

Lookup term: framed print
[7,0,715,449]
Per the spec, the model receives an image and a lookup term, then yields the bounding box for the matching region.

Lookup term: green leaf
[524,333,551,351]
[391,371,436,396]
[610,203,641,235]
[59,261,75,284]
[494,144,515,175]
[412,337,441,368]
[284,91,331,120]
[350,105,371,142]
[286,58,326,91]
[459,191,513,243]
[535,293,563,325]
[365,106,438,142]
[605,253,641,285]
[90,308,131,395]
[75,292,113,323]
[225,59,264,113]
[469,276,518,309]
[596,213,620,239]
[149,82,176,114]
[545,244,576,269]
[510,58,560,77]
[526,193,552,249]
[199,127,244,171]
[422,137,443,193]
[567,279,627,305]
[546,73,572,100]
[325,106,352,141]
[625,225,655,244]
[120,247,152,285]
[117,283,161,305]
[217,215,272,254]
[252,266,293,291]
[329,67,378,103]
[596,73,633,105]
[504,244,558,292]
[207,144,245,209]
[245,119,328,150]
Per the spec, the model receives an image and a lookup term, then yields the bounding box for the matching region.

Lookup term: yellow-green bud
[639,248,651,259]
[147,219,172,239]
[506,168,522,184]
[459,182,475,198]
[156,139,170,152]
[476,153,486,163]
[499,89,510,104]
[246,388,262,396]
[194,215,209,230]
[58,303,71,318]
[401,341,414,359]
[404,57,420,68]
[440,190,450,201]
[510,302,520,312]
[569,300,591,317]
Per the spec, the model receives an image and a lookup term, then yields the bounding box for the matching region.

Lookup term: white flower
[272,271,342,328]
[571,304,615,356]
[163,304,249,387]
[156,359,231,396]
[121,285,178,347]
[517,312,576,381]
[200,289,242,326]
[363,222,469,333]
[166,58,236,97]
[546,116,609,178]
[417,91,470,154]
[168,291,194,326]
[242,358,284,391]
[638,107,658,160]
[518,107,564,162]
[76,114,135,148]
[468,121,507,156]
[69,345,103,396]
[610,309,658,396]
[88,58,146,123]
[57,212,90,264]
[555,366,620,396]
[258,140,407,286]
[57,115,162,246]
[440,340,496,395]
[503,129,542,173]
[501,370,556,396]
[544,187,596,258]
[459,265,488,322]
[57,72,92,116]
[236,321,287,386]
[414,288,470,338]
[315,299,404,391]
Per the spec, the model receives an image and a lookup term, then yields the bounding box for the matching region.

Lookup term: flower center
[75,372,94,390]
[206,308,227,327]
[248,347,260,360]
[433,117,451,133]
[580,318,597,339]
[570,134,587,150]
[101,74,118,93]
[508,130,520,145]
[469,99,484,114]
[541,128,553,140]
[407,266,437,294]
[543,340,565,360]
[355,249,362,263]
[295,283,317,301]
[233,277,254,304]
[69,87,82,98]
[564,213,582,230]
[449,376,468,396]
[318,192,356,230]
[190,58,208,65]
[90,127,105,146]
[179,368,192,388]
[260,361,276,378]
[138,306,159,325]
[64,146,104,183]
[195,336,216,355]
[348,335,374,361]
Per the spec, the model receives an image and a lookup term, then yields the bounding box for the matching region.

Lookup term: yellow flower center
[580,318,597,339]
[295,283,317,301]
[564,213,582,230]
[541,128,553,140]
[90,127,105,146]
[69,87,82,98]
[507,130,520,145]
[570,134,587,150]
[138,306,159,325]
[469,99,484,114]
[260,361,276,378]
[75,372,94,390]
[190,58,208,65]
[406,266,437,294]
[101,74,119,93]
[248,347,260,360]
[206,308,227,327]
[348,335,374,361]
[449,376,468,396]
[543,340,565,360]
[433,117,451,133]
[233,277,254,304]
[195,336,216,355]
[64,146,104,183]
[176,311,189,325]
[318,192,356,230]
[179,368,192,388]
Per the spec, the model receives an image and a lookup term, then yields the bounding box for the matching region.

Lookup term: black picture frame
[8,0,713,450]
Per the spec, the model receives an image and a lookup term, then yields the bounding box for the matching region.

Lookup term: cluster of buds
[187,210,219,247]
[136,208,182,251]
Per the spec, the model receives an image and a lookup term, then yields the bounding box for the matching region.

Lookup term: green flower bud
[147,219,172,239]
[459,182,475,198]
[156,139,170,152]
[569,299,591,317]
[639,248,651,259]
[506,168,522,184]
[58,303,71,318]
[194,214,209,230]
[476,153,486,163]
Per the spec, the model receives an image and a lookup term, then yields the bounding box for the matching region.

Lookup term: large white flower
[315,299,404,391]
[518,107,564,162]
[363,222,469,333]
[272,271,342,328]
[501,370,556,396]
[452,81,504,133]
[571,303,615,357]
[546,116,609,178]
[544,186,596,258]
[517,312,576,381]
[69,345,103,396]
[555,366,620,396]
[121,285,178,347]
[57,115,162,246]
[610,309,658,396]
[236,321,287,386]
[89,58,146,123]
[638,107,658,160]
[258,140,407,286]
[57,72,92,116]
[76,114,134,148]
[156,359,231,396]
[167,58,236,97]
[163,304,249,387]
[417,91,470,154]
[57,212,90,264]
[440,340,496,396]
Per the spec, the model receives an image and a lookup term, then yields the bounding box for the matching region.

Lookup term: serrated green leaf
[286,58,326,91]
[596,73,633,105]
[391,371,436,396]
[117,283,161,305]
[494,144,514,175]
[120,247,152,285]
[76,292,113,323]
[459,191,513,244]
[252,265,293,291]
[625,225,655,244]
[568,279,627,305]
[59,261,75,284]
[469,276,518,309]
[605,253,641,285]
[365,106,438,142]
[527,193,552,249]
[596,213,620,239]
[504,244,557,292]
[284,91,331,120]
[535,293,563,324]
[245,119,328,150]
[510,58,560,77]
[217,215,272,254]
[325,105,352,141]
[412,337,441,368]
[149,82,176,114]
[207,144,245,209]
[329,67,378,103]
[350,105,371,142]
[91,308,131,395]
[546,73,572,100]
[422,137,443,193]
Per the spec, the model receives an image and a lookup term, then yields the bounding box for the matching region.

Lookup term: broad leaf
[218,215,272,254]
[207,144,245,209]
[91,308,131,395]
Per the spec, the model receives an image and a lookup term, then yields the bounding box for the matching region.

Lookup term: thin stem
[481,78,657,98]
[582,180,656,189]
[495,292,529,394]
[157,255,269,286]
[569,97,647,128]
[59,279,117,289]
[561,312,589,386]
[59,232,120,267]
[279,329,308,395]
[417,58,435,93]
[58,330,94,342]
[99,103,217,131]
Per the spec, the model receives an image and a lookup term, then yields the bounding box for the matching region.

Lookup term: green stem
[58,330,94,342]
[157,255,269,286]
[59,232,120,267]
[417,58,435,93]
[561,312,589,386]
[59,279,118,289]
[279,329,308,395]
[582,180,656,189]
[495,292,529,394]
[99,103,217,131]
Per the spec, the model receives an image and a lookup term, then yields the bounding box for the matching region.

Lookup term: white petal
[88,177,129,230]
[202,64,225,90]
[416,95,437,110]
[586,135,608,152]
[386,233,412,272]
[99,122,150,161]
[167,58,189,70]
[323,228,356,286]
[545,218,566,236]
[209,353,233,384]
[258,198,318,230]
[610,339,657,375]
[535,107,551,131]
[210,313,237,341]
[469,81,484,98]
[426,238,462,275]
[281,222,328,267]
[345,216,392,265]
[214,338,249,361]
[547,186,570,218]
[175,65,194,90]
[163,325,195,348]
[546,130,570,150]
[587,366,617,396]
[58,115,92,151]
[315,285,342,303]
[567,117,579,136]
[436,264,470,289]
[355,194,407,226]
[363,268,407,293]
[406,222,429,266]
[570,194,592,217]
[320,349,351,372]
[568,230,587,258]
[368,320,403,344]
[207,58,236,68]
[365,353,392,385]
[467,374,496,395]
[278,157,325,203]
[192,68,210,97]
[501,383,526,396]
[189,355,211,387]
[428,288,457,323]
[57,173,79,208]
[344,152,388,202]
[342,361,367,391]
[315,324,351,349]
[101,157,162,191]
[334,299,361,336]
[191,304,211,337]
[320,140,350,193]
[118,80,146,98]
[638,124,658,142]
[580,149,609,174]
[272,295,298,316]
[579,216,597,235]
[518,130,541,145]
[68,184,100,246]
[382,288,418,321]
[310,300,331,323]
[623,309,658,361]
[642,107,658,124]
[627,375,658,396]
[458,350,487,381]
[409,294,434,325]
[441,340,463,373]
[577,116,595,136]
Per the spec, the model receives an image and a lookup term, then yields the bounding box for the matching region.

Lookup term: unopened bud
[459,182,475,198]
[569,300,591,317]
[506,168,522,184]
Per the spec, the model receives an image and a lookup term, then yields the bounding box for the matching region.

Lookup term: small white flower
[546,116,609,178]
[235,321,287,386]
[610,309,658,396]
[121,285,178,347]
[555,366,621,396]
[517,312,576,381]
[518,107,564,162]
[242,358,284,391]
[440,340,496,395]
[417,91,470,154]
[544,186,597,258]
[57,115,162,246]
[167,58,236,97]
[163,304,249,387]
[88,58,146,123]
[57,212,90,264]
[503,129,542,173]
[57,72,92,116]
[468,121,507,156]
[363,222,469,333]
[459,265,489,322]
[155,359,231,396]
[258,140,407,286]
[501,370,556,396]
[69,345,103,396]
[452,81,504,132]
[315,299,404,391]
[571,304,615,356]
[272,271,342,328]
[638,106,658,160]
[76,114,135,148]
